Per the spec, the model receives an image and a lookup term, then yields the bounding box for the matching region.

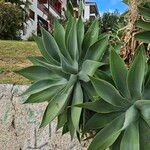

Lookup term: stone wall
[0,84,86,150]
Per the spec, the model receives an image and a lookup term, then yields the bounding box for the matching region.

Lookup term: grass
[0,40,40,84]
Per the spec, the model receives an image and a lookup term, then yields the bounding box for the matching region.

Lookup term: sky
[87,0,128,15]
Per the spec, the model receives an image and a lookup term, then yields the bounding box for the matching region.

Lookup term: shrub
[0,2,24,40]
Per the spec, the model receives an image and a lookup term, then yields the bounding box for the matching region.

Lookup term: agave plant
[77,44,150,150]
[16,12,109,136]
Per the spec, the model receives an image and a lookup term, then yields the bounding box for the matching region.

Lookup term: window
[29,9,35,20]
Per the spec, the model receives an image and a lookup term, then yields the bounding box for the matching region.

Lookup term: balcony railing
[38,0,62,16]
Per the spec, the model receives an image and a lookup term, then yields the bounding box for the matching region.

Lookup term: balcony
[38,0,62,16]
[90,4,99,16]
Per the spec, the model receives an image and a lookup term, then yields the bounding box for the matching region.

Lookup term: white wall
[84,4,90,21]
[22,0,62,40]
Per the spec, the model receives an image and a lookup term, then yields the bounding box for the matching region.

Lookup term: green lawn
[0,40,40,84]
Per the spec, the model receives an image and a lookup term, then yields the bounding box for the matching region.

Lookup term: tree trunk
[120,0,139,66]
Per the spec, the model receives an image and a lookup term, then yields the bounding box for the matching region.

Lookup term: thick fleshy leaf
[121,122,139,150]
[127,48,146,100]
[67,19,78,60]
[82,82,99,101]
[138,6,150,19]
[94,70,114,85]
[76,100,123,113]
[140,119,150,150]
[144,65,150,99]
[110,133,123,150]
[15,66,60,81]
[135,31,150,44]
[24,85,65,103]
[22,79,67,96]
[65,16,74,45]
[90,77,130,107]
[84,36,109,61]
[110,50,130,98]
[33,35,57,64]
[135,100,150,126]
[41,27,60,62]
[136,20,150,31]
[68,113,75,139]
[79,60,104,82]
[28,56,68,79]
[77,17,84,56]
[122,105,139,130]
[65,74,77,91]
[71,82,83,131]
[85,112,122,130]
[53,20,72,62]
[57,110,67,130]
[82,19,99,58]
[40,87,73,127]
[28,56,47,66]
[88,114,125,150]
[62,57,78,74]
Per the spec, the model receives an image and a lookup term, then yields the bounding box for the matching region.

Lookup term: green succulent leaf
[67,18,78,60]
[53,20,72,62]
[88,114,125,150]
[94,70,114,85]
[57,110,68,130]
[24,85,65,104]
[23,79,67,96]
[90,77,130,107]
[135,100,150,126]
[41,27,60,63]
[138,6,150,19]
[77,17,84,56]
[136,20,150,31]
[140,119,150,150]
[33,35,56,64]
[84,36,109,61]
[28,56,68,79]
[40,87,73,127]
[61,57,78,74]
[82,82,99,101]
[110,50,130,98]
[79,60,104,82]
[82,19,99,58]
[127,48,146,100]
[110,133,123,150]
[135,31,150,44]
[76,100,123,113]
[120,122,139,150]
[122,105,139,130]
[85,112,122,130]
[71,82,83,131]
[16,66,61,81]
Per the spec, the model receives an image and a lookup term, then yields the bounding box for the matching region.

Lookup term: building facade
[22,0,99,40]
[22,0,67,39]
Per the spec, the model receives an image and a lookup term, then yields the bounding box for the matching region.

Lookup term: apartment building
[22,0,67,39]
[22,0,99,39]
[84,2,99,20]
[71,0,99,21]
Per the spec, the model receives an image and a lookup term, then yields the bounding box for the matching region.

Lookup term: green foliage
[16,13,109,137]
[101,10,126,33]
[135,2,150,43]
[78,45,150,150]
[0,3,24,40]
